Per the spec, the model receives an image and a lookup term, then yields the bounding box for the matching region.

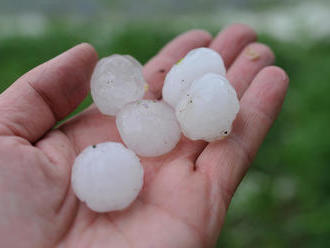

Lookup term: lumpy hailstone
[71,142,144,213]
[116,100,181,157]
[176,73,240,142]
[162,47,226,108]
[91,55,147,116]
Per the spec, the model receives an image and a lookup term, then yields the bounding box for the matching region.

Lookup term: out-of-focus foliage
[0,23,330,247]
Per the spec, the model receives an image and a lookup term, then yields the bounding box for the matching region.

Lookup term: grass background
[1,22,330,247]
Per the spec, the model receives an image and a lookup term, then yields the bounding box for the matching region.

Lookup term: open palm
[0,24,288,248]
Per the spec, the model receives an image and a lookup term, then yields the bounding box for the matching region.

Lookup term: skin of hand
[0,24,288,248]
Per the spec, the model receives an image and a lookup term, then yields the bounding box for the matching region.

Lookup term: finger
[0,43,98,142]
[143,29,212,99]
[209,23,257,68]
[227,42,275,99]
[197,66,289,206]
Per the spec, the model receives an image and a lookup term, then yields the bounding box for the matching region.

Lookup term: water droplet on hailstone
[91,55,147,116]
[162,48,226,108]
[176,73,240,142]
[71,142,144,213]
[116,100,181,157]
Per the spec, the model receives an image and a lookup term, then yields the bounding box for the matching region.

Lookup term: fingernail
[245,47,260,61]
[144,84,149,92]
[281,70,289,82]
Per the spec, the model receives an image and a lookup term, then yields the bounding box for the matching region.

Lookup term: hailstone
[162,47,226,108]
[116,100,181,157]
[71,142,144,213]
[176,73,240,142]
[123,55,144,70]
[91,54,147,116]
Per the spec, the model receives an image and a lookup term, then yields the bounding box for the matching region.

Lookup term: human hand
[0,24,288,248]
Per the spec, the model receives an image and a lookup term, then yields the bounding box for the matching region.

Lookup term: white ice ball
[71,142,144,213]
[176,73,240,142]
[123,55,144,70]
[91,54,147,116]
[116,100,181,157]
[162,47,226,108]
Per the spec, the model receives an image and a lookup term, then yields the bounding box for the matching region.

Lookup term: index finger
[143,29,212,99]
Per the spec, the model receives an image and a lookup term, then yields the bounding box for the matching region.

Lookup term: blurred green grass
[1,24,330,247]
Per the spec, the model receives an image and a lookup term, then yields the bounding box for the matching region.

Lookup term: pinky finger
[197,66,289,206]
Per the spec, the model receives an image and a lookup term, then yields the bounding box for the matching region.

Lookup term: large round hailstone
[71,142,144,213]
[91,54,147,116]
[123,55,144,70]
[176,73,240,142]
[116,100,181,157]
[162,47,226,108]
